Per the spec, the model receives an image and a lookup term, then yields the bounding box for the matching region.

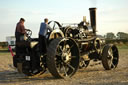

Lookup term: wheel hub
[62,45,71,63]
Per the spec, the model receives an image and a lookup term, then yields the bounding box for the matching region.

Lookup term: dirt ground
[0,49,128,85]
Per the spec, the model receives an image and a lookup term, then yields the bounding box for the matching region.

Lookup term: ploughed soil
[0,49,128,85]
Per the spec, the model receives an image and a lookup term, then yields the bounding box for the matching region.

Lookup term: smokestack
[89,8,97,35]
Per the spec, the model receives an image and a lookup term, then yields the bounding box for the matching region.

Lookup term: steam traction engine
[13,8,119,78]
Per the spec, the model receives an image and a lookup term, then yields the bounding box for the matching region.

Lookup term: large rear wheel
[47,38,80,78]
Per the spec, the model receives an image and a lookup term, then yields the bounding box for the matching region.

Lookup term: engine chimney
[89,8,97,35]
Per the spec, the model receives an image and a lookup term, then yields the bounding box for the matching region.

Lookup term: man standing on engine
[15,18,26,42]
[39,18,52,55]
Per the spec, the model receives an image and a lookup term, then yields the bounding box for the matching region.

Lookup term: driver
[15,18,26,42]
[39,18,53,55]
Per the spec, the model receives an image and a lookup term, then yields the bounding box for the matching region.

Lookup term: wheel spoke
[66,63,75,71]
[69,44,74,49]
[70,56,76,59]
[56,52,62,56]
[113,57,118,60]
[108,52,113,58]
[83,61,88,67]
[59,46,63,52]
[57,63,62,73]
[62,65,68,76]
[107,56,112,60]
[111,63,115,68]
[108,49,113,60]
[66,47,70,54]
[108,48,112,56]
[56,46,63,56]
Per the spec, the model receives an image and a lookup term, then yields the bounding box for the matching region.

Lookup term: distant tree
[117,32,128,39]
[105,32,116,39]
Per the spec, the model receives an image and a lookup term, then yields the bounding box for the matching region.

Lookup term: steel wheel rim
[55,39,79,77]
[107,46,119,69]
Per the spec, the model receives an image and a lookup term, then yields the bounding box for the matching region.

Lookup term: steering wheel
[25,29,32,40]
[48,21,62,30]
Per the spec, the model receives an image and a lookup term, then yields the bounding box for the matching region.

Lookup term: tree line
[104,32,128,40]
[104,32,128,44]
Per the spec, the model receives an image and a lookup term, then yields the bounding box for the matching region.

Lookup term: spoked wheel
[102,44,119,70]
[48,21,62,30]
[64,27,74,37]
[47,38,80,78]
[22,44,46,76]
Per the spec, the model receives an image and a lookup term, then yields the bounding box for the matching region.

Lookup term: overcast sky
[0,0,128,41]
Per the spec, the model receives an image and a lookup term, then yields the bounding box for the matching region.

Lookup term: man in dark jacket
[39,18,52,55]
[15,18,26,42]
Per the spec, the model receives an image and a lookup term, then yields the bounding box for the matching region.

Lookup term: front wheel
[47,38,80,78]
[102,44,119,70]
